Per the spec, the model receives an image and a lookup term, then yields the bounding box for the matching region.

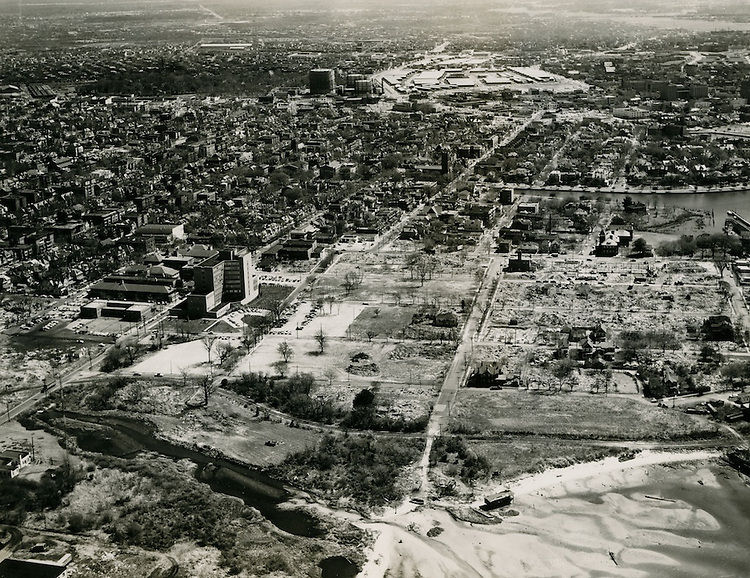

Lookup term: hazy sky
[196,0,750,18]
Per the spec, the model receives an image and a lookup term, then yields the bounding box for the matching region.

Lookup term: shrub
[429,436,491,485]
[273,434,423,507]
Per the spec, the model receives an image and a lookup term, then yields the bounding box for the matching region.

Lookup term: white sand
[357,450,725,578]
[507,449,720,498]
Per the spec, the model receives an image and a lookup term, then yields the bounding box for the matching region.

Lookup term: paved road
[411,198,521,496]
[0,526,21,564]
[1,350,106,425]
[416,255,505,496]
[1,306,173,425]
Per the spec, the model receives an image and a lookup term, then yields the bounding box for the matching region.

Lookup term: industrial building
[80,300,153,322]
[88,264,180,303]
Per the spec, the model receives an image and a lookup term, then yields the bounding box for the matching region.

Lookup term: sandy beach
[357,450,750,578]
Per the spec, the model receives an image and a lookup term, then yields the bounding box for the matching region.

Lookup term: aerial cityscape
[1,0,750,576]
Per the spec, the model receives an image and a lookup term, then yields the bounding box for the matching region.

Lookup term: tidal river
[44,410,323,538]
[539,189,750,233]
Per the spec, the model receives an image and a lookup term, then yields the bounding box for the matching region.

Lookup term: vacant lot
[125,337,237,376]
[234,336,445,421]
[451,389,722,441]
[150,389,325,466]
[100,379,324,467]
[484,257,727,343]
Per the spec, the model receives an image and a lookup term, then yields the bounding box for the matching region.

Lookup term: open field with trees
[228,372,430,433]
[43,375,324,467]
[311,251,484,309]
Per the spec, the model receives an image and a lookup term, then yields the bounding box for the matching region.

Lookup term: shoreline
[515,184,750,196]
[356,449,736,578]
[503,448,722,498]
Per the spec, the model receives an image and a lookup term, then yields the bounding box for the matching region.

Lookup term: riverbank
[358,450,750,577]
[516,183,750,196]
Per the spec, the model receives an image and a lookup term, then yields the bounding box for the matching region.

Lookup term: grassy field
[348,305,416,338]
[451,389,723,441]
[468,438,625,482]
[250,284,295,310]
[160,317,215,335]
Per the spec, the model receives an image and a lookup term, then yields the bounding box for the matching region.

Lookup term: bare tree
[365,330,377,343]
[122,337,139,365]
[600,368,614,394]
[415,256,430,286]
[179,367,190,388]
[315,327,328,354]
[714,256,728,279]
[405,252,421,280]
[552,358,577,392]
[242,323,257,350]
[343,270,364,295]
[270,300,285,320]
[203,335,218,367]
[216,341,235,365]
[592,367,614,394]
[198,374,216,407]
[277,341,294,363]
[425,256,438,280]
